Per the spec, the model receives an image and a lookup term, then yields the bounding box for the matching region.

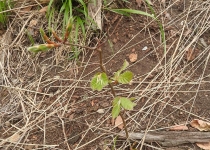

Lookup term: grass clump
[0,0,13,27]
[47,0,90,59]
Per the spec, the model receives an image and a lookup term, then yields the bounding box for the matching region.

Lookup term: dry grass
[0,0,210,149]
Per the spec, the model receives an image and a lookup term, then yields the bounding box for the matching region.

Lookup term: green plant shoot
[112,97,136,118]
[90,72,109,91]
[90,60,136,118]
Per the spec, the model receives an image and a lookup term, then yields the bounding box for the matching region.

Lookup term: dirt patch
[0,0,210,149]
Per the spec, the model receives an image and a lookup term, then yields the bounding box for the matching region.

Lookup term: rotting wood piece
[119,131,210,147]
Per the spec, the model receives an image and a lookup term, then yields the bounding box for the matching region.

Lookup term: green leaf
[112,97,121,118]
[110,9,155,19]
[27,44,54,53]
[117,71,133,84]
[66,17,74,32]
[119,60,129,73]
[112,96,120,106]
[109,9,130,16]
[112,101,121,118]
[120,97,136,110]
[129,97,136,101]
[113,60,130,81]
[90,72,109,91]
[40,28,45,37]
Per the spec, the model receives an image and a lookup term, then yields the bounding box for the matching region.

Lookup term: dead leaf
[91,100,94,106]
[113,38,117,43]
[21,6,32,12]
[190,119,210,131]
[39,6,48,13]
[8,133,21,143]
[115,116,124,129]
[196,142,210,150]
[129,53,138,63]
[136,0,142,7]
[29,20,38,27]
[169,125,188,131]
[186,48,196,61]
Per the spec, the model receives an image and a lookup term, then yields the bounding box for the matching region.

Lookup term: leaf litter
[115,115,124,129]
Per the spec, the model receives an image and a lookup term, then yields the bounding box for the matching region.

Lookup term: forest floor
[0,0,210,149]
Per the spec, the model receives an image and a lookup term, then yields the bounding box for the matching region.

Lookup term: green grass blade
[26,30,35,45]
[109,9,155,19]
[145,0,166,53]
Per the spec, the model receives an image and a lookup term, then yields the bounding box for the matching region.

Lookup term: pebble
[97,109,105,114]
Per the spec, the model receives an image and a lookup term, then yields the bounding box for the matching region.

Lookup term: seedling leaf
[112,96,120,106]
[120,97,136,110]
[112,101,120,118]
[90,72,108,91]
[119,60,129,73]
[113,60,130,81]
[117,71,133,84]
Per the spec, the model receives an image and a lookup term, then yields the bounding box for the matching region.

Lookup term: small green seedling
[27,18,74,54]
[90,60,136,118]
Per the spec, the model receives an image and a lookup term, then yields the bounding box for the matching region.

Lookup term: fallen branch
[119,131,210,147]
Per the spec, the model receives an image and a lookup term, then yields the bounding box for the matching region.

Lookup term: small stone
[97,109,105,114]
[142,46,148,51]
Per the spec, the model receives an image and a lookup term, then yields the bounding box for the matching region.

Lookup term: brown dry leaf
[29,19,38,27]
[115,116,124,129]
[196,142,210,150]
[136,0,142,7]
[129,53,137,63]
[91,100,94,106]
[186,48,196,61]
[39,6,48,13]
[21,6,32,12]
[169,125,188,131]
[8,133,21,143]
[190,119,210,131]
[113,38,117,43]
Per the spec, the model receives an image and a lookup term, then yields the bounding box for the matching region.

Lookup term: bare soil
[0,0,210,149]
